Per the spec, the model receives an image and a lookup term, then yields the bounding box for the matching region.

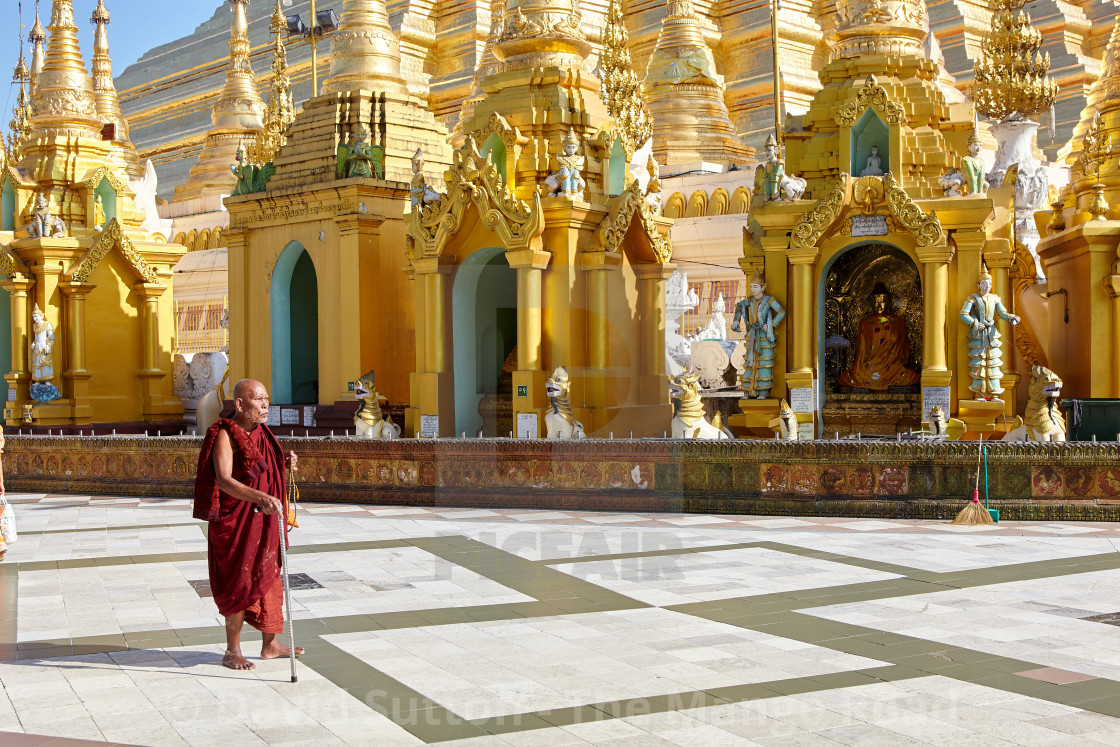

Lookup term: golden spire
[322,0,408,95]
[642,0,750,165]
[28,3,45,90]
[453,0,505,143]
[90,0,142,177]
[247,0,295,165]
[212,0,265,131]
[971,0,1057,121]
[600,0,652,158]
[7,50,33,164]
[28,0,102,139]
[173,0,265,201]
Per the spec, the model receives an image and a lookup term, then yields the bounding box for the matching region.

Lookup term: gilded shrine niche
[822,244,923,436]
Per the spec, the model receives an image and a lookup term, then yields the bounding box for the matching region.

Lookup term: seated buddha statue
[861,145,884,176]
[839,282,919,391]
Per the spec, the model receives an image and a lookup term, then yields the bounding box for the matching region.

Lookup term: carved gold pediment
[791,173,943,250]
[407,137,542,260]
[468,112,525,150]
[81,165,130,194]
[66,219,158,284]
[835,75,905,127]
[594,179,673,264]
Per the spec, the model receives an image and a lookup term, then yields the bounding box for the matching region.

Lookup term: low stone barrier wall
[5,436,1119,520]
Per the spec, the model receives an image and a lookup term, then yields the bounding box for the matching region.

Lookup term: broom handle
[975,433,983,491]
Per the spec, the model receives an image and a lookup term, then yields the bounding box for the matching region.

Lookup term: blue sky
[0,1,221,120]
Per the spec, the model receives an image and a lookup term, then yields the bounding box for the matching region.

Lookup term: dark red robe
[194,419,287,621]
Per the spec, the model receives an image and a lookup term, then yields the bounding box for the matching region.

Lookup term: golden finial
[246,0,296,165]
[7,49,33,164]
[27,0,102,139]
[599,0,652,159]
[971,0,1057,121]
[28,2,45,90]
[91,0,110,24]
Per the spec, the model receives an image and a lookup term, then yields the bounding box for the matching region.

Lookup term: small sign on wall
[266,408,281,426]
[303,406,317,428]
[922,386,952,422]
[420,415,439,439]
[790,388,814,413]
[516,413,538,438]
[6,389,14,402]
[517,385,528,397]
[797,422,815,441]
[281,408,300,425]
[851,214,888,237]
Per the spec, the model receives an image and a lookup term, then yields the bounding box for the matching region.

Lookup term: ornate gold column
[411,257,453,437]
[1106,273,1120,396]
[2,276,33,424]
[507,248,551,435]
[135,282,167,418]
[786,249,817,388]
[583,252,622,433]
[59,282,94,422]
[915,244,953,385]
[635,263,674,403]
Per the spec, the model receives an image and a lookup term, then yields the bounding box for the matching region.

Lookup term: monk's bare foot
[261,641,304,660]
[222,650,255,670]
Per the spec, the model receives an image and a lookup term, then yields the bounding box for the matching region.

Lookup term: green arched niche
[851,109,889,177]
[480,133,507,183]
[607,137,626,197]
[270,242,319,405]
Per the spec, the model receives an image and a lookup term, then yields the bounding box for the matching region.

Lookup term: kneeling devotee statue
[839,282,920,390]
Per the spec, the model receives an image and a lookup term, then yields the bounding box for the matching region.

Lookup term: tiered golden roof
[1067,18,1120,208]
[246,0,296,166]
[599,0,651,159]
[970,0,1057,122]
[452,0,506,147]
[27,0,103,141]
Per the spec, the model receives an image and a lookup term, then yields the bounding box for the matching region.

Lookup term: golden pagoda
[173,0,265,202]
[1,0,184,426]
[406,0,674,438]
[224,0,452,415]
[641,0,751,166]
[1037,15,1120,399]
[739,0,1022,438]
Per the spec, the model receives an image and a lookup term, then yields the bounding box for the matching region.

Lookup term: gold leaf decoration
[69,219,157,284]
[835,75,905,127]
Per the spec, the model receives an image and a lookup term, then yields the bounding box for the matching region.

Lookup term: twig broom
[951,434,994,525]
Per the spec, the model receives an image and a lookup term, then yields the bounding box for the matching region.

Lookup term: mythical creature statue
[410,148,441,207]
[925,406,965,440]
[1003,366,1066,442]
[336,126,384,179]
[545,128,586,199]
[230,146,275,196]
[668,369,734,440]
[27,194,66,238]
[959,268,1019,400]
[544,366,585,439]
[962,129,986,194]
[939,169,966,197]
[353,371,400,439]
[770,399,798,441]
[732,270,785,400]
[754,134,807,201]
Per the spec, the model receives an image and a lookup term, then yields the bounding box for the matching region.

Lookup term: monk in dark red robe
[194,379,304,670]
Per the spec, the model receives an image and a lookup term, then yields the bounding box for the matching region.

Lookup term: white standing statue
[30,304,54,383]
[665,270,699,374]
[959,268,1019,400]
[410,148,441,207]
[545,128,586,199]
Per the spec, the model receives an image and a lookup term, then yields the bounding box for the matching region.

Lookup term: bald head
[232,379,269,429]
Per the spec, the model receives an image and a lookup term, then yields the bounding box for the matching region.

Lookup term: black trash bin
[1062,398,1120,441]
